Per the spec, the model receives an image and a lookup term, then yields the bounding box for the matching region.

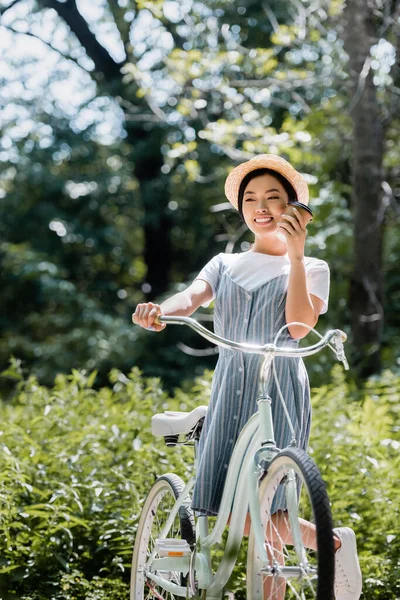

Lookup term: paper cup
[276,201,313,244]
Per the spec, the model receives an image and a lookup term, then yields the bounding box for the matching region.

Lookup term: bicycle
[131,315,349,599]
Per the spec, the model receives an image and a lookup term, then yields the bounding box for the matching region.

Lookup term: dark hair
[237,168,298,222]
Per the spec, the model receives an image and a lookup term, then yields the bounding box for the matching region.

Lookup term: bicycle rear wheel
[130,473,195,600]
[247,447,334,599]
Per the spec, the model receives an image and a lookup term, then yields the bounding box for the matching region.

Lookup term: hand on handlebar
[132,303,166,332]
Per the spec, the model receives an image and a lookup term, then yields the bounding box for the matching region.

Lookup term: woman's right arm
[132,279,213,332]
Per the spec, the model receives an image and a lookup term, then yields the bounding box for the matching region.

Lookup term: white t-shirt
[195,251,330,314]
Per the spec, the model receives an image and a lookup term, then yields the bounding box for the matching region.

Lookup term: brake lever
[334,330,349,370]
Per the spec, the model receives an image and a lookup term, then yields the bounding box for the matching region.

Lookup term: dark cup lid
[290,201,313,218]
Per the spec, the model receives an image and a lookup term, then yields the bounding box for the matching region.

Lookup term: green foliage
[0,361,208,597]
[1,0,399,390]
[0,107,145,387]
[19,571,129,600]
[0,360,399,598]
[310,367,400,598]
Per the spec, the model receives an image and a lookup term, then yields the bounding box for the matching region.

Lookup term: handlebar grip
[154,315,162,325]
[338,329,347,342]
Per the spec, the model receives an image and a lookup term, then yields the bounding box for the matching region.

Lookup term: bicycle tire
[130,473,195,600]
[247,446,334,599]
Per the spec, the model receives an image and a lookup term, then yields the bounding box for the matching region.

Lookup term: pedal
[156,538,191,557]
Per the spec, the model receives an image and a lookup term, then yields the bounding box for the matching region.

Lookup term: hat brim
[224,154,309,209]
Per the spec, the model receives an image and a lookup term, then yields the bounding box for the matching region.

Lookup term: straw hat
[224,154,309,210]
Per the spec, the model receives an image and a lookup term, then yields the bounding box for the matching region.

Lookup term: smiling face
[241,173,289,239]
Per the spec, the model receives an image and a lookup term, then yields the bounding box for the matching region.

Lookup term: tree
[1,0,399,389]
[341,0,400,376]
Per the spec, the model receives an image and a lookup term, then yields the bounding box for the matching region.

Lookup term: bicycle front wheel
[130,473,195,600]
[247,447,334,599]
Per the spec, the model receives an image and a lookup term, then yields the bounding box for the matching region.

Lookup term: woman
[132,154,362,600]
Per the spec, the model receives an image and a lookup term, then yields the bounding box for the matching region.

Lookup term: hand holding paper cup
[276,201,313,244]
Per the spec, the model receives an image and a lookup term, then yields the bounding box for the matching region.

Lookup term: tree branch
[106,0,131,60]
[117,82,167,123]
[180,75,317,94]
[348,56,372,114]
[176,342,218,357]
[263,4,280,34]
[43,0,123,82]
[1,24,84,70]
[388,2,400,85]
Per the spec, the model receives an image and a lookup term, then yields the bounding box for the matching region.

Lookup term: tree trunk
[128,124,173,298]
[342,0,385,377]
[42,0,173,299]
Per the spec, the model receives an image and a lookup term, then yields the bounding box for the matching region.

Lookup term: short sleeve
[194,253,223,307]
[306,259,330,315]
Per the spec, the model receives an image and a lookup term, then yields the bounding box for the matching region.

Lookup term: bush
[310,366,400,599]
[0,359,399,598]
[0,359,208,598]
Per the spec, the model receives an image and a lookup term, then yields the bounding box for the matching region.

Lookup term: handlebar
[155,315,349,370]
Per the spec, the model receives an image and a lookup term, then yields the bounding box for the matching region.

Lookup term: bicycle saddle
[152,405,208,437]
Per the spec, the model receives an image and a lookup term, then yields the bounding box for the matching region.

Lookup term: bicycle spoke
[304,577,317,597]
[285,579,303,599]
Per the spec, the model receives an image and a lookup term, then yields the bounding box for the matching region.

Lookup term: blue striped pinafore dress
[191,265,311,516]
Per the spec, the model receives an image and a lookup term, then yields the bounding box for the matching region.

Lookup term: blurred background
[1,0,399,392]
[0,1,399,598]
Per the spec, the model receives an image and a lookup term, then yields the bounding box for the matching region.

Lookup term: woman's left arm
[285,259,324,339]
[278,207,324,339]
